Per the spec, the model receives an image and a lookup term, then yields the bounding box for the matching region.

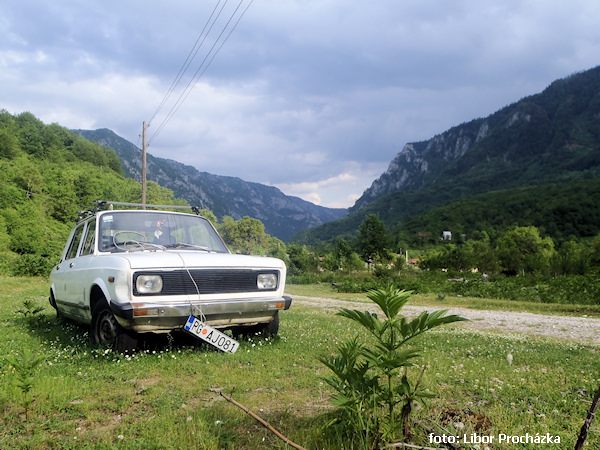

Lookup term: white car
[49,206,292,353]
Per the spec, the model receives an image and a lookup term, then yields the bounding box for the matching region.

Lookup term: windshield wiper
[164,243,210,251]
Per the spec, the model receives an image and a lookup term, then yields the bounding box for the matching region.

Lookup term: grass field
[1,276,599,448]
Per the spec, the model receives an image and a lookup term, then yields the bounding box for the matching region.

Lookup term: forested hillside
[396,178,600,245]
[0,110,183,275]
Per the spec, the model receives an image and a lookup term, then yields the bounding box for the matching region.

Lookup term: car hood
[121,251,285,271]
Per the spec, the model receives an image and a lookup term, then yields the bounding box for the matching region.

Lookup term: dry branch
[575,384,600,450]
[385,443,444,449]
[219,391,307,450]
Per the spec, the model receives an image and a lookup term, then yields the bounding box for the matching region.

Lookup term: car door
[53,221,88,320]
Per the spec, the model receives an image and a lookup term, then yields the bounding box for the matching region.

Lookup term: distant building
[442,231,452,240]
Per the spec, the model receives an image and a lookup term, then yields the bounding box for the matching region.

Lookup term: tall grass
[1,276,599,448]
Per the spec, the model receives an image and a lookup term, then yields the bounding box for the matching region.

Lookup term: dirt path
[294,295,600,345]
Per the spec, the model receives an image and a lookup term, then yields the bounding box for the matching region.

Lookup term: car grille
[133,269,279,296]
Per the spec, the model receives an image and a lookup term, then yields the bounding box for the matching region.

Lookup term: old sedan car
[49,205,291,353]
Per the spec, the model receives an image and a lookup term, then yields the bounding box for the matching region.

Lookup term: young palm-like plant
[6,349,43,421]
[321,286,467,445]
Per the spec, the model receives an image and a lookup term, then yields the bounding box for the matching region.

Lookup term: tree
[195,208,218,226]
[497,226,555,275]
[287,243,318,275]
[0,110,19,159]
[550,240,590,276]
[466,240,499,274]
[358,214,390,263]
[218,216,276,255]
[590,234,600,268]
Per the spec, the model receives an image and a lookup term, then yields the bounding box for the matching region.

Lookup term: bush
[320,287,467,445]
[287,273,323,285]
[0,251,18,275]
[11,254,55,277]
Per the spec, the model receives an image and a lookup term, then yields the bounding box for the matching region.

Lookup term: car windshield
[97,211,229,253]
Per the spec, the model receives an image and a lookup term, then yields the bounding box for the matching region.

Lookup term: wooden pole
[141,121,147,209]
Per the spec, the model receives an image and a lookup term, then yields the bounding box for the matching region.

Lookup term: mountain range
[295,65,600,244]
[78,65,600,246]
[75,129,346,241]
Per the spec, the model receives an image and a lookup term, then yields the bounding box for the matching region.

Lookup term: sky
[2,1,600,208]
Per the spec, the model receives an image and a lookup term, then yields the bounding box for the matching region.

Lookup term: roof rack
[76,201,203,222]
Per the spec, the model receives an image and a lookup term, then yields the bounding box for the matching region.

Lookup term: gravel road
[294,295,600,345]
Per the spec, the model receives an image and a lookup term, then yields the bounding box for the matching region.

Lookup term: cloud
[1,0,600,208]
[275,162,386,208]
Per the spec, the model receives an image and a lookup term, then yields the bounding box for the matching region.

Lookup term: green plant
[6,349,43,421]
[320,286,467,446]
[16,299,45,318]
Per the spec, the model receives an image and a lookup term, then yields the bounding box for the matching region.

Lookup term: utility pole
[141,121,147,209]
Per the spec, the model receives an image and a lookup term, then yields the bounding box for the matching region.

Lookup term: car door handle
[69,262,75,268]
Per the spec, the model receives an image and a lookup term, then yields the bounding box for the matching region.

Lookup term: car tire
[49,292,60,319]
[260,311,280,337]
[91,301,138,354]
[232,311,280,339]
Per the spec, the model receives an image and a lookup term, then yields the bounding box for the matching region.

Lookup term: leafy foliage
[217,215,287,259]
[396,178,600,247]
[5,348,43,421]
[320,286,467,446]
[358,214,391,263]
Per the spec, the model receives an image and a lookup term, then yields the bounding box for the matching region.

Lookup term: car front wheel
[233,311,280,339]
[91,301,137,354]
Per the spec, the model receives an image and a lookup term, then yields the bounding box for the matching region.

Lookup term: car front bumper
[110,295,293,333]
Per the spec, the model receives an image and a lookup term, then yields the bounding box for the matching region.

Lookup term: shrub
[320,287,467,446]
[11,254,55,277]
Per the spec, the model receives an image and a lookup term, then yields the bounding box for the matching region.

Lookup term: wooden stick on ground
[219,391,307,450]
[575,384,600,450]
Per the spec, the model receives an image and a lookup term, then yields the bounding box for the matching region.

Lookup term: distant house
[441,231,452,240]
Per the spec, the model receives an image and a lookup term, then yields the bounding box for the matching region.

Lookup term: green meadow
[1,277,599,448]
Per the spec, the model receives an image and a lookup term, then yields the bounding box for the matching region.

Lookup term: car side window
[65,224,85,260]
[81,220,96,256]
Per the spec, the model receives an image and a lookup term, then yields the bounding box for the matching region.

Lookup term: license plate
[184,316,239,353]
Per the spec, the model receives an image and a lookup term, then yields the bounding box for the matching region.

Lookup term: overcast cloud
[1,1,599,207]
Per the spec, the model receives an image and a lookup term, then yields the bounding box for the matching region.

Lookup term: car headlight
[136,275,163,294]
[257,273,278,290]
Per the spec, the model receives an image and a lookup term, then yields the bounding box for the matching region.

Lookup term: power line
[146,0,254,147]
[148,0,226,126]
